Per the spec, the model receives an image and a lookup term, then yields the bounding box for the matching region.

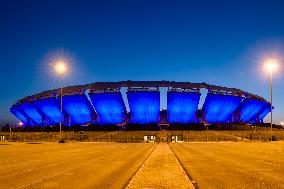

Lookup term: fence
[1,130,284,142]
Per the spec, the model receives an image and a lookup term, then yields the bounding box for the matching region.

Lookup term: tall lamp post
[53,60,68,135]
[264,59,278,141]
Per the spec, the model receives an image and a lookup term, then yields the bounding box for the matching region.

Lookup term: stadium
[10,81,271,129]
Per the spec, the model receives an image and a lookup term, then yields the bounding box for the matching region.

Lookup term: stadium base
[1,123,281,132]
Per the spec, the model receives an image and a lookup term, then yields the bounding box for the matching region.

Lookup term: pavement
[0,142,156,189]
[2,141,283,189]
[126,143,194,189]
[170,142,284,189]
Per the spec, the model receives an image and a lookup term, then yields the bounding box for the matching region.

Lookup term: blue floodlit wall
[258,102,271,121]
[10,106,28,124]
[62,94,95,125]
[18,102,43,126]
[202,93,243,123]
[167,91,200,123]
[88,92,126,124]
[238,99,270,123]
[33,97,61,125]
[127,91,160,124]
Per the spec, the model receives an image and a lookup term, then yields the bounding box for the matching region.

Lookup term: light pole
[264,59,278,141]
[270,68,272,141]
[53,60,68,135]
[60,87,63,134]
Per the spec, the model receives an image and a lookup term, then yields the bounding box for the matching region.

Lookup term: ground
[0,142,155,189]
[1,141,284,189]
[170,142,284,189]
[126,143,194,189]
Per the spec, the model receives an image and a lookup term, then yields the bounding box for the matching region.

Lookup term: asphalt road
[170,142,284,189]
[0,142,156,189]
[1,141,284,189]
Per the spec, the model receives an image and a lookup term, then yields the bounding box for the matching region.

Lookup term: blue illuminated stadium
[62,94,95,125]
[202,93,243,123]
[33,97,61,125]
[10,106,28,125]
[167,91,200,123]
[10,81,271,127]
[88,92,126,124]
[127,91,160,124]
[237,98,271,123]
[18,102,43,126]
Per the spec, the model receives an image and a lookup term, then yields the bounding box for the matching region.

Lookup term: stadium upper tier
[10,81,271,126]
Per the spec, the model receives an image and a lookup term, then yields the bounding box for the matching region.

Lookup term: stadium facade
[10,81,271,127]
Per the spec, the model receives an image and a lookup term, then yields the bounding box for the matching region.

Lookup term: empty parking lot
[1,141,284,189]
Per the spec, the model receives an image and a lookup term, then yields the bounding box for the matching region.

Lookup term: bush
[59,138,65,143]
[271,135,277,141]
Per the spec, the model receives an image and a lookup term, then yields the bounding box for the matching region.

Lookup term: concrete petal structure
[10,81,271,126]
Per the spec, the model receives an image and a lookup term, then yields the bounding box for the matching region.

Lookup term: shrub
[59,138,65,143]
[271,135,277,141]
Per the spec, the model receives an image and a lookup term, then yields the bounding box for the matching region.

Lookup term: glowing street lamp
[54,61,68,75]
[264,58,279,141]
[53,60,68,135]
[265,58,278,73]
[18,122,24,127]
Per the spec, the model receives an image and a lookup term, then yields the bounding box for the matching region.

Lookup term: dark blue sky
[1,0,284,124]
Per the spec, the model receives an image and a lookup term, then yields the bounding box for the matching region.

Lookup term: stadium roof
[11,81,271,126]
[16,81,267,104]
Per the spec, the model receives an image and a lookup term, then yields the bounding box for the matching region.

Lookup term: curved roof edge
[13,80,269,105]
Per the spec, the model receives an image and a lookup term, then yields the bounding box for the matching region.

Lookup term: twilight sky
[0,0,284,125]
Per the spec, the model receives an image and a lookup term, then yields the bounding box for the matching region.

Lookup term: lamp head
[54,60,68,75]
[264,58,279,73]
